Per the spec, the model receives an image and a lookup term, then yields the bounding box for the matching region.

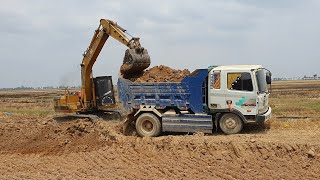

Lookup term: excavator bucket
[120,48,151,75]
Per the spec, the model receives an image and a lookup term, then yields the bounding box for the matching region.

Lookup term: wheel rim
[225,117,237,129]
[142,119,154,133]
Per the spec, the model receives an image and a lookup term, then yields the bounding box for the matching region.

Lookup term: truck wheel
[219,113,243,134]
[135,113,161,137]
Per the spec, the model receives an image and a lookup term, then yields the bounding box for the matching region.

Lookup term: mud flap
[215,113,221,132]
[122,111,136,135]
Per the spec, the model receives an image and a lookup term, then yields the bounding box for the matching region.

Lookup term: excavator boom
[79,19,151,110]
[54,18,150,113]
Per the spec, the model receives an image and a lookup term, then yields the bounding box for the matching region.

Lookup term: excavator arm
[54,18,150,112]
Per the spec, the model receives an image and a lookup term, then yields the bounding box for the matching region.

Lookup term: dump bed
[117,69,209,114]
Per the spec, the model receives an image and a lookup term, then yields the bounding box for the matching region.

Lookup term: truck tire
[219,113,243,134]
[135,113,161,137]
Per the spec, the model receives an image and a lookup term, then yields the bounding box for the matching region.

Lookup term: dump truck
[118,65,272,137]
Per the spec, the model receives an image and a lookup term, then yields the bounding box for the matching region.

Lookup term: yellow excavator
[54,19,150,114]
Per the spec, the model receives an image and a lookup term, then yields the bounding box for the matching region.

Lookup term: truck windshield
[256,69,268,93]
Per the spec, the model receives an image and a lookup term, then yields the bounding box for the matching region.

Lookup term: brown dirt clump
[124,65,190,83]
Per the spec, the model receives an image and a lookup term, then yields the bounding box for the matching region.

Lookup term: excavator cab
[93,76,116,107]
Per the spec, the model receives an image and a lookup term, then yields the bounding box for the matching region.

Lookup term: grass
[0,90,61,118]
[270,97,319,116]
[0,81,320,129]
[270,80,320,117]
[307,102,320,111]
[0,108,54,117]
[268,80,320,129]
[268,118,320,130]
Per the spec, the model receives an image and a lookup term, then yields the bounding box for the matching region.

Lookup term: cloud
[0,0,319,88]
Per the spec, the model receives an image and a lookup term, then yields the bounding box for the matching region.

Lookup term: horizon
[1,74,319,89]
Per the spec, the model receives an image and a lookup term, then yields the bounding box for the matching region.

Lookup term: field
[0,81,319,179]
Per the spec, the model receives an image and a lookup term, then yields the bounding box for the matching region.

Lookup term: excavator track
[120,48,151,75]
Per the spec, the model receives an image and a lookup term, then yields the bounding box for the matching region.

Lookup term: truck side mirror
[266,72,272,85]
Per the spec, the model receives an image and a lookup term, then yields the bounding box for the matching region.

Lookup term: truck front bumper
[256,107,272,123]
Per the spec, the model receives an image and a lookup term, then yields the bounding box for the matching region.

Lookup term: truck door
[255,69,270,114]
[208,70,226,110]
[225,72,257,115]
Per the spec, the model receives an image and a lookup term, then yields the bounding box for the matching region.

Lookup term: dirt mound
[0,114,320,179]
[0,115,122,155]
[0,116,320,179]
[124,65,190,82]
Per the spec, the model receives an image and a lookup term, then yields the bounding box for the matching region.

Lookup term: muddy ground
[0,81,319,179]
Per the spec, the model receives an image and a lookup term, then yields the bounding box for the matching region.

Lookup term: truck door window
[210,72,220,89]
[227,72,253,91]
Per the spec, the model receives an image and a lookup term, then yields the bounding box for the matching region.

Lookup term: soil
[0,81,320,179]
[124,65,190,82]
[0,115,319,179]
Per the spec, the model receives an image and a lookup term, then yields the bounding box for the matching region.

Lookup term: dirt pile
[0,115,121,155]
[0,111,320,179]
[0,115,320,179]
[124,65,190,83]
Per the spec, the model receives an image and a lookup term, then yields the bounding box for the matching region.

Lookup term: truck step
[162,114,213,133]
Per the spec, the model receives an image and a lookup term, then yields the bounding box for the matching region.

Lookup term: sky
[0,0,319,88]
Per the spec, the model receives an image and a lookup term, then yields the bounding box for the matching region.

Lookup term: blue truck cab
[118,65,272,137]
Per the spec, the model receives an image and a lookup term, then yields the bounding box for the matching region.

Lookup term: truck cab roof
[212,65,263,71]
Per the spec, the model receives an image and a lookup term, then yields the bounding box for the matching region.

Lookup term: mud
[124,65,190,82]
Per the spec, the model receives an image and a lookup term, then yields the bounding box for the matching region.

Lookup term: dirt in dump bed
[124,65,191,83]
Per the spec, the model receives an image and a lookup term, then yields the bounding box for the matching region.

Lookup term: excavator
[54,19,150,114]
